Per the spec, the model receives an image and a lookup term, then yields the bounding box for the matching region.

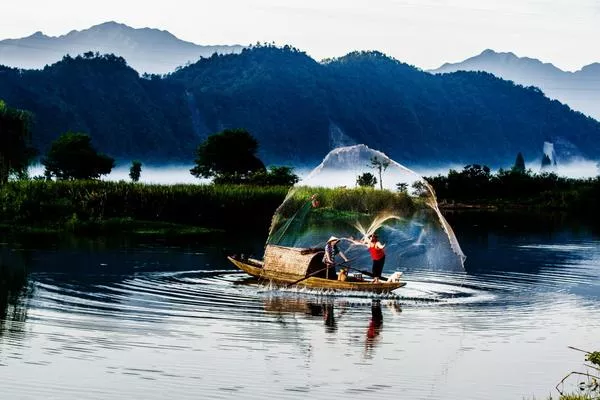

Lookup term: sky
[1,0,599,71]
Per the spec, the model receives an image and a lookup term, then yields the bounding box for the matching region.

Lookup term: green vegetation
[129,160,142,182]
[513,152,526,173]
[426,165,600,218]
[42,132,115,180]
[249,166,299,186]
[357,172,377,188]
[190,129,299,185]
[552,348,599,400]
[0,181,416,235]
[2,48,600,165]
[190,129,265,183]
[0,180,289,234]
[542,154,554,169]
[277,186,416,219]
[370,156,390,190]
[0,100,37,184]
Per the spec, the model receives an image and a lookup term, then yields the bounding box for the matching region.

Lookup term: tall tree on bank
[190,129,265,183]
[370,156,390,190]
[42,132,115,180]
[129,160,142,182]
[0,100,37,184]
[513,152,526,173]
[541,154,553,170]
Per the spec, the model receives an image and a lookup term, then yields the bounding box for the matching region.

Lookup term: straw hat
[327,236,340,243]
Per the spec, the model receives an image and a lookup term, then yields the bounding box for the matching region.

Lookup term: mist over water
[412,159,599,179]
[527,159,599,178]
[28,164,206,184]
[26,158,598,185]
[105,165,204,184]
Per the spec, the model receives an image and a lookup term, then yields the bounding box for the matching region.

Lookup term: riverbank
[0,181,288,236]
[1,179,599,237]
[426,168,600,219]
[0,181,415,237]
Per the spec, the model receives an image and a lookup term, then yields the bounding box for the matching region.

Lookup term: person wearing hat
[323,236,348,280]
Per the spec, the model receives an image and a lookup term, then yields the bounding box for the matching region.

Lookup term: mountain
[0,21,243,74]
[0,46,599,167]
[0,54,196,161]
[431,49,600,121]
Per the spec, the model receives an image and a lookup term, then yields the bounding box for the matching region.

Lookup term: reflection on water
[0,249,31,340]
[0,213,599,400]
[364,300,384,358]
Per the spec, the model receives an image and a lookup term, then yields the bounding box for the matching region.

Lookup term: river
[1,212,599,399]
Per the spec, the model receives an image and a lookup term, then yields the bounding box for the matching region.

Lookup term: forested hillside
[0,54,195,161]
[1,46,599,166]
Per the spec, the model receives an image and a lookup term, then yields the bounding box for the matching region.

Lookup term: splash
[267,145,466,271]
[353,213,403,240]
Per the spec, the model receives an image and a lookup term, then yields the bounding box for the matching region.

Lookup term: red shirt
[368,244,385,260]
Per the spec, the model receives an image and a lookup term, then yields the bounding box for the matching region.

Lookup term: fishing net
[267,145,466,273]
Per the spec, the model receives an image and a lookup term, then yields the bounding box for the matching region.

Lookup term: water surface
[1,214,599,399]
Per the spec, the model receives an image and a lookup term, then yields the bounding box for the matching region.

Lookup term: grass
[278,186,416,218]
[0,180,289,234]
[0,181,423,236]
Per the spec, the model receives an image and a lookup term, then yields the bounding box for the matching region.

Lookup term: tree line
[0,100,298,186]
[424,156,600,218]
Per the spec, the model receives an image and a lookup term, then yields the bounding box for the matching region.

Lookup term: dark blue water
[1,212,599,399]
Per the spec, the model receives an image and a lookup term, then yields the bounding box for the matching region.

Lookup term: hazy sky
[2,0,598,71]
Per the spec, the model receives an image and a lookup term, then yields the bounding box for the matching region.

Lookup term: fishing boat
[228,244,405,294]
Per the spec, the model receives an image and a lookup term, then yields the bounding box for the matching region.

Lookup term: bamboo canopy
[263,244,324,276]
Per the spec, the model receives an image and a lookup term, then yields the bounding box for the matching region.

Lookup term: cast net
[267,145,466,273]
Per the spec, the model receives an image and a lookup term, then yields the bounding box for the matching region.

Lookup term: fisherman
[348,232,386,283]
[366,233,386,283]
[323,236,348,279]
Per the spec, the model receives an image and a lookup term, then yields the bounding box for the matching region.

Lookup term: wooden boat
[228,244,405,294]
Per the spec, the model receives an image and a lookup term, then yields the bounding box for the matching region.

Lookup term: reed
[0,180,289,233]
[278,186,416,219]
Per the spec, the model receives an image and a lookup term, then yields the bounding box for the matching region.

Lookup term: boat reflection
[263,297,348,332]
[263,296,402,345]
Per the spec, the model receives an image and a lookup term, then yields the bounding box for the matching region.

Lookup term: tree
[42,132,115,180]
[0,100,37,184]
[513,152,526,173]
[190,129,265,183]
[411,181,429,197]
[249,166,299,186]
[541,154,552,169]
[356,172,377,188]
[369,156,390,190]
[129,160,142,182]
[396,182,408,193]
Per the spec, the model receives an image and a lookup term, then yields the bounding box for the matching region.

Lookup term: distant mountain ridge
[0,21,244,74]
[0,46,599,166]
[431,49,600,120]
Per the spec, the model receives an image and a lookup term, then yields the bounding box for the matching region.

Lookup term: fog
[28,164,207,184]
[26,159,598,185]
[410,159,599,179]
